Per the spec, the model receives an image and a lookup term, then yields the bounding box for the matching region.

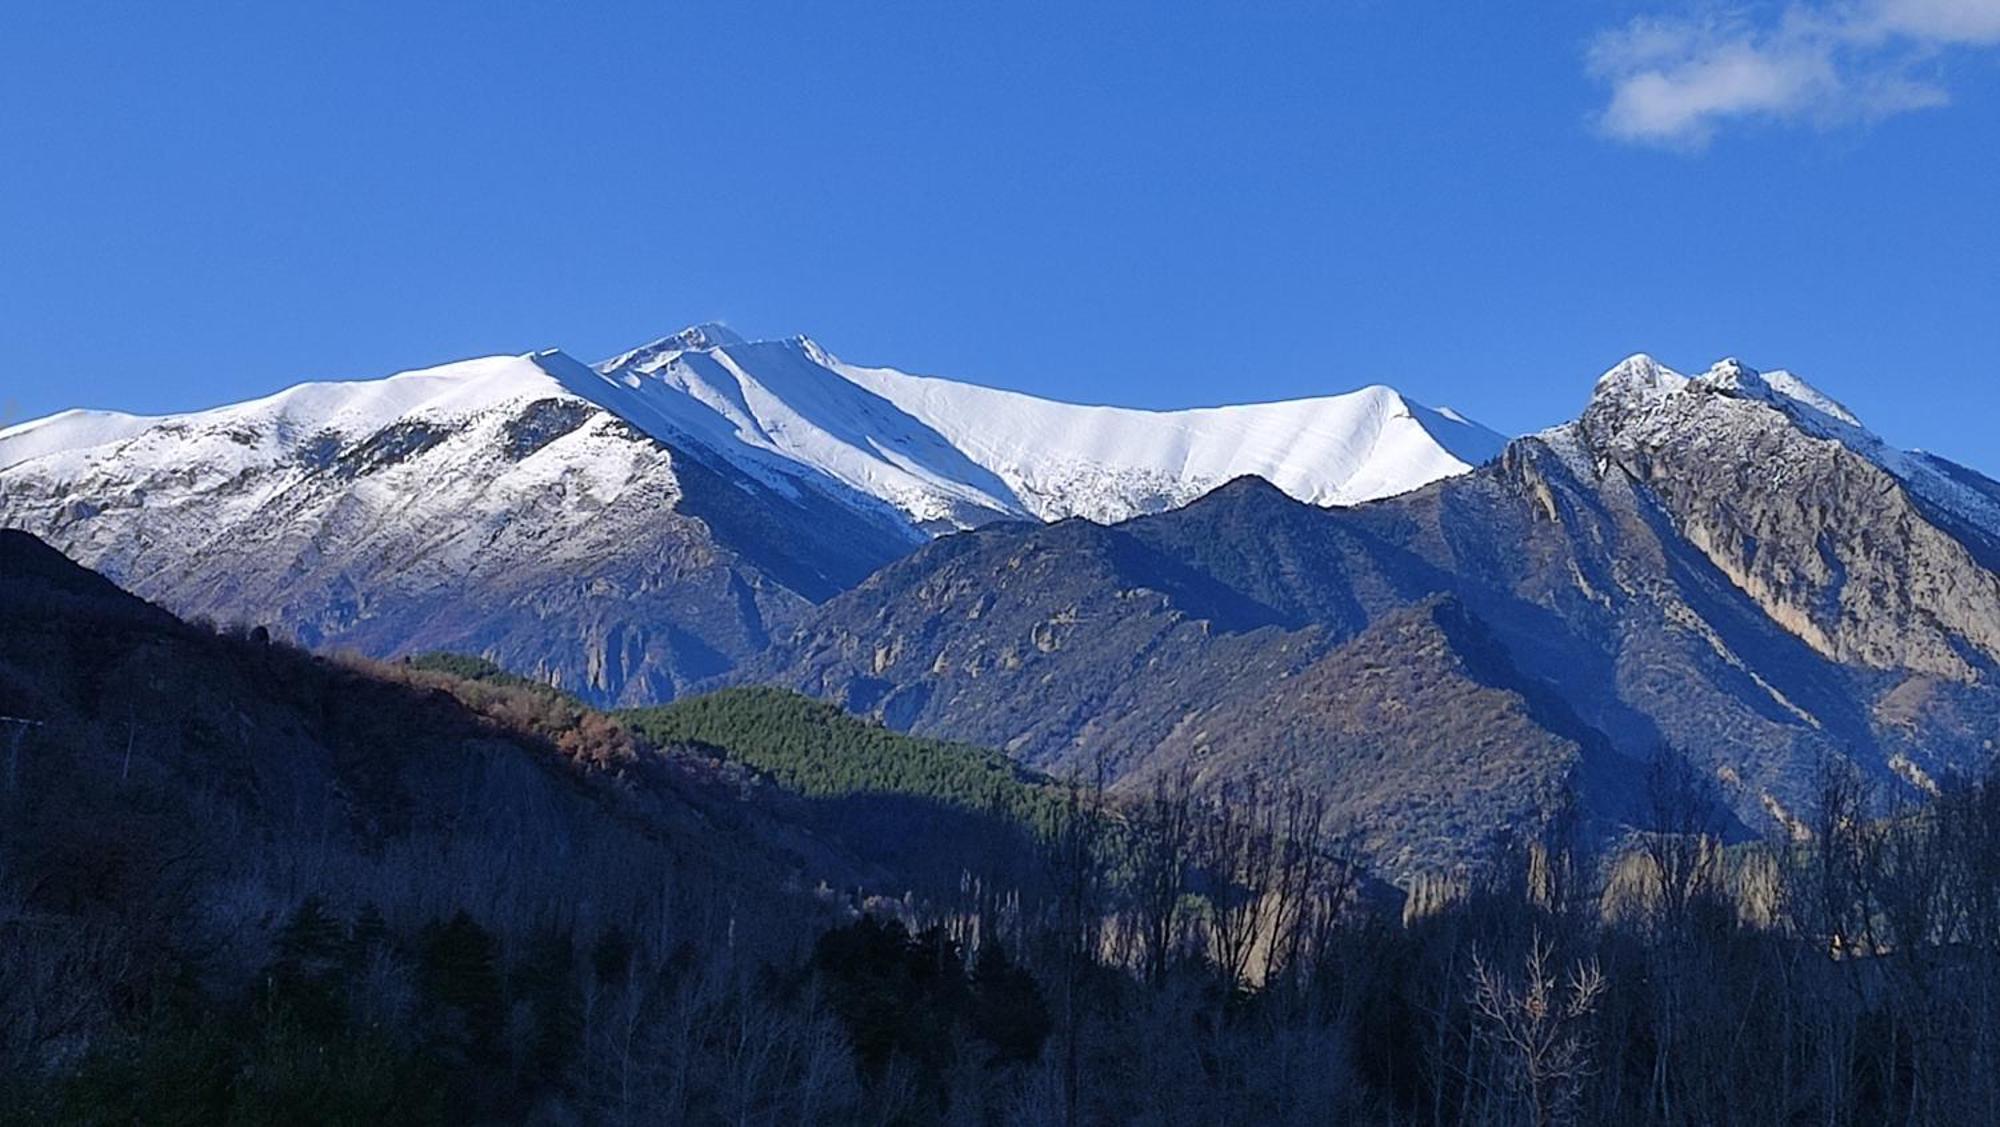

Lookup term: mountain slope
[1128,597,1624,874]
[0,530,1122,1121]
[747,356,2000,873]
[1575,355,2000,678]
[0,350,921,705]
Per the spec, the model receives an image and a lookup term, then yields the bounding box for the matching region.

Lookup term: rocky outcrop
[1577,356,2000,679]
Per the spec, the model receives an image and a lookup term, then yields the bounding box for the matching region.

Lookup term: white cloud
[1589,0,2000,148]
[1871,0,2000,42]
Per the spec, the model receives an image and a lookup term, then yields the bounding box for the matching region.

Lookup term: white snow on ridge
[586,324,1507,526]
[1592,353,1690,403]
[0,354,573,476]
[20,330,1987,588]
[1,324,1511,553]
[1760,370,1862,428]
[830,355,1505,521]
[587,335,1024,528]
[1582,354,2000,536]
[0,352,694,595]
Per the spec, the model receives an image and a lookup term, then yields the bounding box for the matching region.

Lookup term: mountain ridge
[8,331,1998,873]
[743,353,2000,872]
[0,324,1504,705]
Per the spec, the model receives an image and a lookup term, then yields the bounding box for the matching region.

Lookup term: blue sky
[4,2,1998,468]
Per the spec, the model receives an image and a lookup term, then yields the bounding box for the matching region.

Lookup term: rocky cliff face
[1576,356,2000,679]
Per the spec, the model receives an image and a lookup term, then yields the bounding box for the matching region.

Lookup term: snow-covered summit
[1588,353,1862,434]
[1571,353,2000,538]
[600,322,747,371]
[589,325,1507,526]
[1593,353,1689,403]
[0,353,572,479]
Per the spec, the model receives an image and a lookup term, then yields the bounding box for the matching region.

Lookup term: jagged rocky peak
[1689,358,1869,432]
[1692,355,1761,394]
[1561,351,2000,679]
[1580,352,1873,451]
[1586,354,1801,421]
[1586,353,1780,413]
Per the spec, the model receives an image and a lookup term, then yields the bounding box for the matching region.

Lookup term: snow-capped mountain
[0,346,928,704]
[0,323,1498,703]
[1566,354,2000,681]
[1575,353,2000,544]
[10,333,1999,866]
[592,323,1506,527]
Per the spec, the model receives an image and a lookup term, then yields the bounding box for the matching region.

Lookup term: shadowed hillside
[0,529,896,1120]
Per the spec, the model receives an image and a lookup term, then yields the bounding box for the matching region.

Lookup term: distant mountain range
[6,327,1999,872]
[0,324,1500,704]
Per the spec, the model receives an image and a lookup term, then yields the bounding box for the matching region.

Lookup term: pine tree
[969,940,1051,1064]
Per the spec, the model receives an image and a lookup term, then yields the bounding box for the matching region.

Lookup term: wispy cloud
[1589,0,2000,148]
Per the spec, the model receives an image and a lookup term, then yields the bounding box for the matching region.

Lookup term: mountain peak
[1700,356,1755,382]
[792,334,836,366]
[1684,358,1874,438]
[1571,352,2000,563]
[663,322,745,350]
[599,322,748,371]
[1587,355,1870,445]
[1592,353,1688,404]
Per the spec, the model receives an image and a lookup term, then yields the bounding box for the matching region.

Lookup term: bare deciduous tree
[1125,765,1196,984]
[1468,932,1606,1127]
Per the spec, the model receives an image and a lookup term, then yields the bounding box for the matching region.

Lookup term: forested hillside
[622,687,1067,828]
